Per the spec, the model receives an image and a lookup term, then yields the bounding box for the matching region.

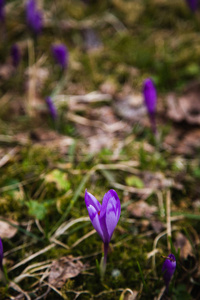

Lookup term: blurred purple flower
[45,97,57,120]
[143,78,157,116]
[0,0,5,22]
[85,189,121,277]
[162,253,176,291]
[51,44,68,70]
[143,78,157,134]
[85,189,121,244]
[26,0,43,35]
[0,237,3,270]
[185,0,198,12]
[11,44,21,67]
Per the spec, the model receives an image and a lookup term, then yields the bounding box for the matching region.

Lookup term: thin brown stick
[166,190,172,252]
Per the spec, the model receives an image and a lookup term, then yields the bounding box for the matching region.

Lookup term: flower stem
[149,113,157,135]
[100,242,109,280]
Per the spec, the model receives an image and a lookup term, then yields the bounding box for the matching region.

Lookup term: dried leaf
[30,128,74,154]
[48,256,85,288]
[167,82,200,125]
[150,220,164,234]
[114,92,146,122]
[0,219,18,238]
[164,128,200,155]
[127,200,157,218]
[174,232,193,259]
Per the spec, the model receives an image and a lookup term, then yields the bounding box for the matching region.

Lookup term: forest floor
[0,0,200,299]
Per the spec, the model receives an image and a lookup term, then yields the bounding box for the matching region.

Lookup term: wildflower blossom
[185,0,198,12]
[85,189,121,277]
[143,78,157,134]
[11,44,21,67]
[0,0,5,23]
[162,253,176,291]
[45,97,57,120]
[51,44,68,70]
[26,0,43,35]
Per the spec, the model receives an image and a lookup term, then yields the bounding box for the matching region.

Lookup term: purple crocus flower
[143,78,157,134]
[162,253,176,291]
[0,237,3,270]
[10,44,21,68]
[0,0,5,22]
[51,44,68,70]
[185,0,198,12]
[85,189,121,276]
[26,0,43,35]
[45,97,57,120]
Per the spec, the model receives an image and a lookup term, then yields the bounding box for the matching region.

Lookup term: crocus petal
[106,193,121,239]
[162,253,176,290]
[85,189,101,212]
[100,190,121,243]
[87,205,105,241]
[100,190,120,218]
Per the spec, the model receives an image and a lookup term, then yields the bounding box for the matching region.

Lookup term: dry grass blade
[8,244,55,272]
[37,281,63,298]
[156,191,165,218]
[0,176,40,193]
[14,273,43,284]
[9,281,31,300]
[21,260,52,275]
[152,226,178,276]
[166,190,172,252]
[50,238,70,250]
[4,242,33,256]
[152,230,167,277]
[0,146,19,168]
[93,162,139,172]
[72,229,96,248]
[67,112,127,133]
[52,216,90,239]
[55,91,111,104]
[156,286,166,300]
[111,182,153,195]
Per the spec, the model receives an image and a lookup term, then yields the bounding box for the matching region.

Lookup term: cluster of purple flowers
[0,188,176,291]
[25,1,68,120]
[1,0,69,121]
[0,0,179,290]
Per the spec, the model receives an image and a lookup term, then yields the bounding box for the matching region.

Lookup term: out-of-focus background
[0,0,200,299]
